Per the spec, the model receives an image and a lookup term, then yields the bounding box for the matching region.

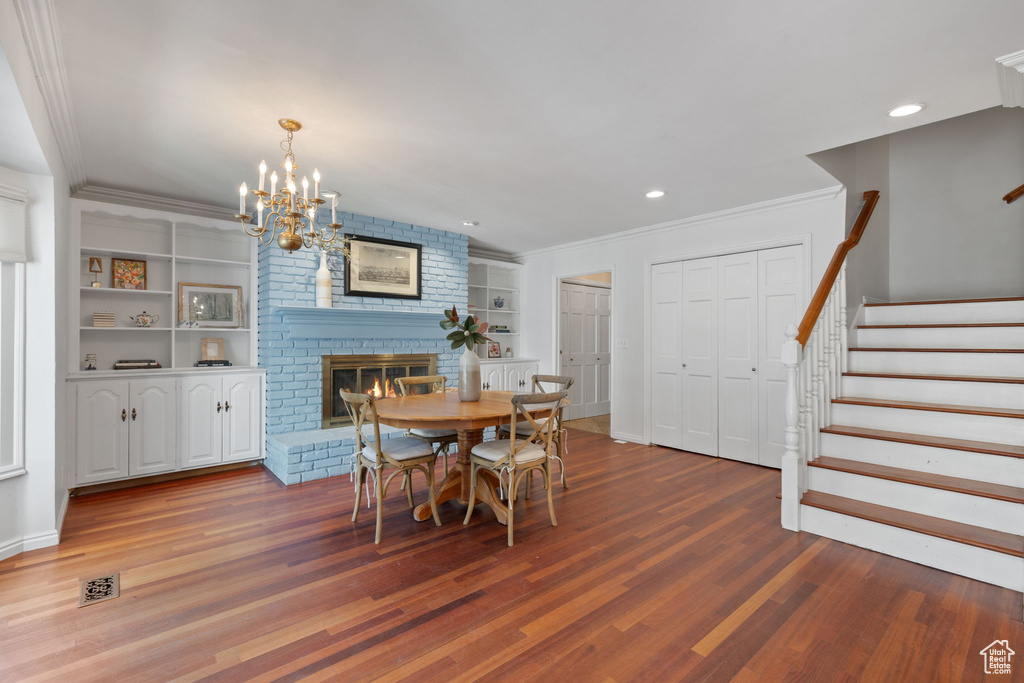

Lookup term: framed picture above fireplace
[344,234,422,299]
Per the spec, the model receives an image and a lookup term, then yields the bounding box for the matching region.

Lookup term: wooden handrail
[796,190,879,346]
[1003,183,1024,204]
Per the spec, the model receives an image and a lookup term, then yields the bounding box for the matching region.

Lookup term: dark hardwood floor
[1,431,1020,681]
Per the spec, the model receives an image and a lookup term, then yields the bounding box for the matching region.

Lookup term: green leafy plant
[440,306,490,350]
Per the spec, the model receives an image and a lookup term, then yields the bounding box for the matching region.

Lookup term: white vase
[458,346,481,402]
[315,251,332,308]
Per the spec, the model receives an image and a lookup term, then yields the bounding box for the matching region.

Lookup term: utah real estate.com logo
[980,640,1015,675]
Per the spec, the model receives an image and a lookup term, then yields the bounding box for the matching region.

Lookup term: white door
[560,283,585,420]
[717,251,759,464]
[482,364,505,392]
[181,376,222,468]
[650,262,683,448]
[757,246,804,468]
[681,258,719,456]
[583,286,612,417]
[128,378,177,476]
[223,374,261,463]
[76,381,129,484]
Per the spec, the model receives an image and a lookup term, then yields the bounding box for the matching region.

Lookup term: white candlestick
[258,160,266,192]
[313,168,320,199]
[239,182,247,214]
[331,195,338,224]
[302,176,309,204]
[288,180,296,211]
[257,203,263,228]
[270,171,277,198]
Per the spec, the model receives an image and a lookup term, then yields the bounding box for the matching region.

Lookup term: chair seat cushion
[471,439,546,465]
[410,428,458,438]
[498,420,550,436]
[361,436,434,462]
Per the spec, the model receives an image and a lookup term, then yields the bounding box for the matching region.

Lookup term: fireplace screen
[322,353,437,428]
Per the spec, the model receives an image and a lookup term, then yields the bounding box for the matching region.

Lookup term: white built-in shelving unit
[467,257,539,389]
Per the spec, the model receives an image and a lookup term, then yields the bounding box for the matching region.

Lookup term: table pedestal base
[413,427,509,526]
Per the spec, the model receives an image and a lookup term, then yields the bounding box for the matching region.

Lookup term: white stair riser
[849,351,1024,377]
[864,300,1024,325]
[800,506,1024,591]
[842,376,1024,410]
[830,403,1024,446]
[820,432,1024,487]
[807,467,1024,535]
[857,326,1024,349]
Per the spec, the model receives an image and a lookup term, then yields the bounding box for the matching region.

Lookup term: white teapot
[130,311,160,327]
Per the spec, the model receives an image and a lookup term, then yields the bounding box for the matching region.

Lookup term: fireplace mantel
[274,306,441,339]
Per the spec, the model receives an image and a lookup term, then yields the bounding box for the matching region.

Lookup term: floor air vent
[78,573,120,607]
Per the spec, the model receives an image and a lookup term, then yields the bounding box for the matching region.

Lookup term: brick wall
[258,212,468,483]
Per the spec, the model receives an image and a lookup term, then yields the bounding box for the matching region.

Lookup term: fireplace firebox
[321,353,438,428]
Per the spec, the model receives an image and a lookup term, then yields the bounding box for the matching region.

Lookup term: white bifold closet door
[650,245,803,468]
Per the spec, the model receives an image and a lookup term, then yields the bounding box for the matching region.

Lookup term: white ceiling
[51,0,1024,254]
[0,42,48,176]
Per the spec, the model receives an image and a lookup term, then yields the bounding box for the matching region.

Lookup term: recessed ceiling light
[645,190,666,199]
[321,190,340,199]
[887,103,925,118]
[462,221,479,227]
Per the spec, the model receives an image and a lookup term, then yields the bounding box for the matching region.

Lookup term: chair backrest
[339,390,383,465]
[506,391,569,466]
[395,374,447,396]
[532,374,574,394]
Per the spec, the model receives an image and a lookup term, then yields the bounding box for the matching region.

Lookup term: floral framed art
[111,258,146,290]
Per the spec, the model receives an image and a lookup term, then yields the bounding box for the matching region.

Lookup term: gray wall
[889,107,1024,300]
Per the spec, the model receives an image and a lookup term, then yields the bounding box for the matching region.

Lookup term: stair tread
[859,322,1024,329]
[801,491,1024,556]
[844,371,1024,384]
[810,456,1024,503]
[865,296,1024,307]
[833,396,1024,418]
[822,424,1024,459]
[849,347,1024,353]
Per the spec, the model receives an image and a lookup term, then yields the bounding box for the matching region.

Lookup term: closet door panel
[717,252,759,464]
[651,263,683,448]
[681,258,719,455]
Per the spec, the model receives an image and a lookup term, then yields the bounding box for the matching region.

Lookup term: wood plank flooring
[1,431,1021,681]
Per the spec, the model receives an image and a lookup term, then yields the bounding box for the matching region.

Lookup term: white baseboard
[0,494,67,562]
[56,489,69,537]
[0,537,25,563]
[22,529,60,552]
[611,431,644,444]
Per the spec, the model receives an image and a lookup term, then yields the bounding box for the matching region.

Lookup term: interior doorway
[558,272,612,435]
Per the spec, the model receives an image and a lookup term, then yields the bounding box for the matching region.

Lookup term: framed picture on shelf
[111,258,146,290]
[343,234,422,299]
[487,341,502,359]
[201,338,224,361]
[178,282,243,328]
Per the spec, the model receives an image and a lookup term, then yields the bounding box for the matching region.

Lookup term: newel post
[781,324,803,531]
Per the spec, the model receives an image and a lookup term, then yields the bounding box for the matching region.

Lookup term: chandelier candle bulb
[258,160,266,192]
[302,176,309,203]
[331,194,338,224]
[270,171,277,197]
[313,168,320,198]
[239,182,247,214]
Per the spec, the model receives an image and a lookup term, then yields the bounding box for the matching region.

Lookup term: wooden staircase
[798,297,1024,591]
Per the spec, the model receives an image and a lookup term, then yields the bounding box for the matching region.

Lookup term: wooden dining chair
[498,374,573,488]
[394,375,458,476]
[341,390,441,544]
[464,391,568,546]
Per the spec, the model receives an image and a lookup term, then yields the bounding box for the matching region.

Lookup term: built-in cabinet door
[651,262,683,448]
[505,364,526,392]
[681,258,719,456]
[128,378,177,476]
[757,246,804,468]
[482,365,505,391]
[223,374,261,463]
[76,381,129,484]
[717,252,759,464]
[180,376,222,469]
[522,363,539,391]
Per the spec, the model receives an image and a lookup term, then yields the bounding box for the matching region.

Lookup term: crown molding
[996,50,1024,108]
[73,185,235,222]
[14,0,87,190]
[513,185,843,260]
[468,246,517,263]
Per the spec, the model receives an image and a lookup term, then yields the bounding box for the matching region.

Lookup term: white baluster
[781,324,802,531]
[809,327,821,461]
[839,262,849,384]
[816,315,830,435]
[830,279,842,397]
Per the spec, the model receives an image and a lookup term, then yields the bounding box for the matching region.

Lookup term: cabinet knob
[224,401,231,412]
[131,408,137,421]
[217,401,222,413]
[121,409,126,422]
[682,363,687,368]
[752,367,757,372]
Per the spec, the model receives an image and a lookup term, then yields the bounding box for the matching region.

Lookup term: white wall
[518,188,846,443]
[0,3,71,561]
[888,107,1024,300]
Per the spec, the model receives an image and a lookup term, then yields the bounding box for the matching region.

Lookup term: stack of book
[92,312,115,327]
[113,359,161,370]
[195,360,232,367]
[490,324,511,333]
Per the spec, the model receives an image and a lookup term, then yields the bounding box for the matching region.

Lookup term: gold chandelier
[235,118,347,254]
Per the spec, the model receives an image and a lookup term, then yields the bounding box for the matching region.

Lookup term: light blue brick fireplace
[258,213,468,484]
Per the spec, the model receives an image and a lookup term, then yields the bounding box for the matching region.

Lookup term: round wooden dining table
[373,390,545,525]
